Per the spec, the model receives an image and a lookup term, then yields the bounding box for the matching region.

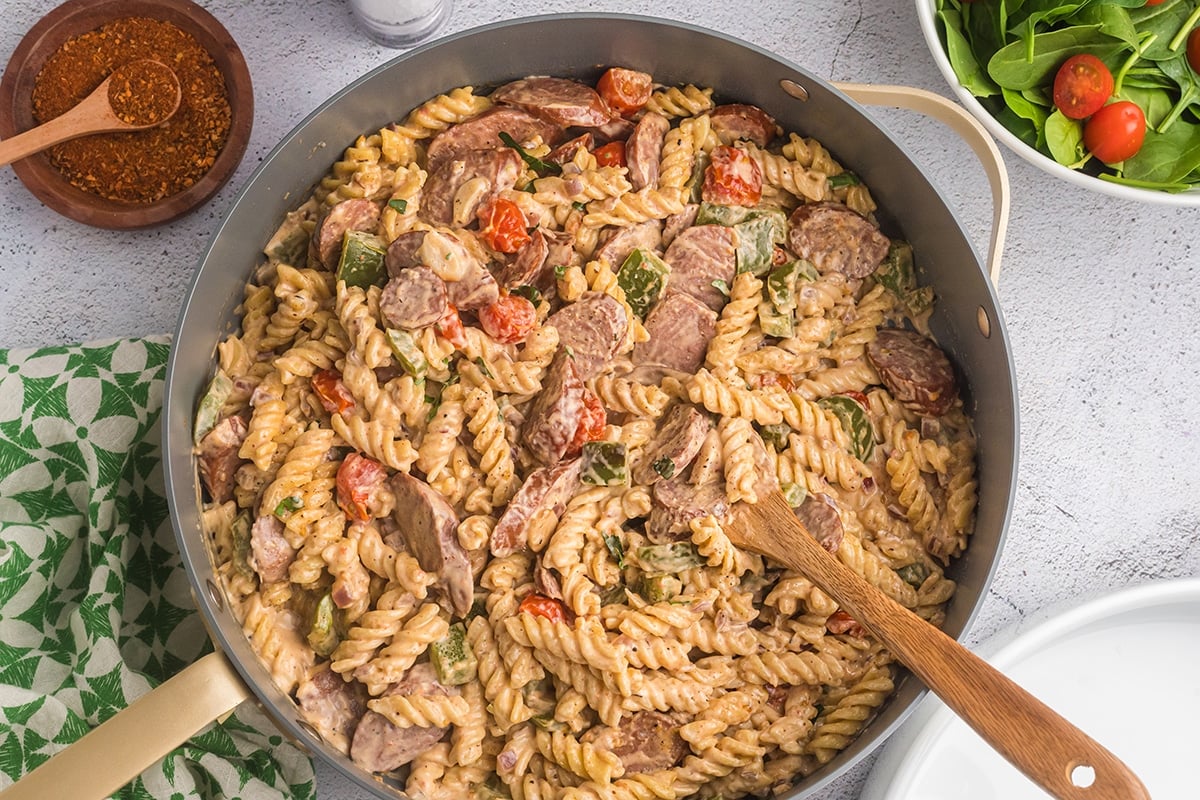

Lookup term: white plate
[914,0,1200,207]
[862,578,1200,799]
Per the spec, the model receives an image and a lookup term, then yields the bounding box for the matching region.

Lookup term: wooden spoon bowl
[0,0,253,229]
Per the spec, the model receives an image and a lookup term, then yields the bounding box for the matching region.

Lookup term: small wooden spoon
[0,59,180,168]
[727,490,1151,800]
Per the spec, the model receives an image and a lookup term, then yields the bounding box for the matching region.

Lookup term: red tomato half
[519,593,567,623]
[702,145,763,207]
[596,68,652,116]
[479,293,537,344]
[1053,54,1113,120]
[478,197,531,254]
[337,453,387,521]
[312,369,355,415]
[435,304,468,349]
[567,389,607,456]
[1083,101,1146,164]
[1188,27,1200,75]
[593,140,627,168]
[1144,0,1167,6]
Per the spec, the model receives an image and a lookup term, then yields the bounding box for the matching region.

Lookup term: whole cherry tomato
[1083,101,1146,164]
[478,197,530,254]
[567,389,607,456]
[593,140,627,168]
[435,304,468,349]
[1188,27,1200,75]
[479,293,537,344]
[596,67,652,116]
[702,145,763,206]
[519,593,568,623]
[336,453,387,521]
[1052,54,1113,120]
[311,369,355,415]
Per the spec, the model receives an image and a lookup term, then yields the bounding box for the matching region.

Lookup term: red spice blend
[31,16,232,204]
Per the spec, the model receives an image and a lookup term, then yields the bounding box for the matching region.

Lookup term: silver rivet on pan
[780,79,809,101]
[206,578,224,611]
[977,306,991,339]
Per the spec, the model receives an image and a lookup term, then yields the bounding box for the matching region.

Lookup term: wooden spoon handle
[0,78,126,168]
[746,491,1150,800]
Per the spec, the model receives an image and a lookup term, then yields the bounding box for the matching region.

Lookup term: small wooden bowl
[0,0,253,229]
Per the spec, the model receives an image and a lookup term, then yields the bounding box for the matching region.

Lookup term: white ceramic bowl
[915,0,1200,207]
[861,577,1200,798]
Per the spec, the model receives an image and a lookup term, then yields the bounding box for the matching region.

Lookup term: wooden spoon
[727,490,1151,800]
[0,59,180,168]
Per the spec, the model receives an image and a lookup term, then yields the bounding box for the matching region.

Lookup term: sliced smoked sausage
[521,349,585,466]
[592,220,662,271]
[490,458,583,556]
[633,291,718,376]
[312,198,381,269]
[545,292,629,381]
[380,266,447,329]
[632,404,711,485]
[787,202,890,279]
[425,107,565,173]
[867,328,959,416]
[580,711,688,774]
[794,493,844,554]
[648,478,730,542]
[710,103,778,147]
[491,77,616,128]
[420,148,523,227]
[626,112,670,191]
[388,472,472,617]
[661,224,737,312]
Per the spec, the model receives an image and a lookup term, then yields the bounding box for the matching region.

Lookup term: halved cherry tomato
[435,304,468,349]
[567,389,607,456]
[596,67,652,116]
[312,369,356,415]
[478,197,531,254]
[1144,0,1167,6]
[826,610,867,638]
[479,293,537,344]
[1052,54,1113,120]
[759,372,795,392]
[1083,100,1146,164]
[842,390,870,410]
[702,145,763,207]
[593,140,627,168]
[337,453,387,521]
[518,593,567,623]
[1188,27,1200,75]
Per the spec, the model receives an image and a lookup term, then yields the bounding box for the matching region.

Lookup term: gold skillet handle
[833,81,1010,287]
[0,651,252,800]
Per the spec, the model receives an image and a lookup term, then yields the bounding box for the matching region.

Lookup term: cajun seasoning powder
[31,17,232,204]
[106,60,179,127]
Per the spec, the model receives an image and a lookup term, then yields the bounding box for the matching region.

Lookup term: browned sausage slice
[867,328,959,416]
[249,514,296,583]
[385,230,426,277]
[626,112,670,191]
[491,77,616,128]
[380,266,448,329]
[794,493,844,554]
[425,107,565,173]
[661,224,737,311]
[497,227,549,289]
[633,291,718,376]
[580,711,688,773]
[491,458,583,556]
[648,478,730,542]
[632,404,711,485]
[787,202,890,279]
[312,198,381,269]
[198,414,247,504]
[593,220,662,270]
[545,292,629,381]
[710,103,779,147]
[522,349,585,466]
[350,711,447,772]
[297,666,366,752]
[661,204,699,249]
[547,132,595,166]
[420,148,524,227]
[388,472,472,617]
[446,263,500,312]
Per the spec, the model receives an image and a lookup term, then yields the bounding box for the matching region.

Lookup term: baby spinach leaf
[987,26,1124,90]
[1120,121,1200,184]
[1044,109,1086,166]
[939,8,999,97]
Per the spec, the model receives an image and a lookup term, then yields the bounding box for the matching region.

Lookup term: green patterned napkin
[0,338,315,799]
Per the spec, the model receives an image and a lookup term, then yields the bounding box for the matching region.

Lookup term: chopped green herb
[711,279,731,298]
[827,172,861,188]
[387,198,408,213]
[572,200,587,211]
[603,534,627,568]
[652,456,676,479]
[554,264,568,279]
[474,357,495,380]
[274,495,304,517]
[512,284,543,306]
[499,131,562,176]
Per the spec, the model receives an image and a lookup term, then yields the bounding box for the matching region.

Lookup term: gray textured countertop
[2,1,1197,798]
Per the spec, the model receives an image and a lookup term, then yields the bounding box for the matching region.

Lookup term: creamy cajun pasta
[195,68,977,799]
